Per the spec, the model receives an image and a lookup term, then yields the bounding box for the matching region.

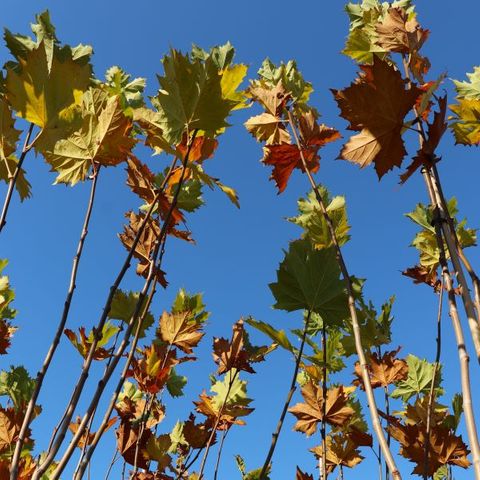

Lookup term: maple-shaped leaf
[0,406,22,453]
[391,354,443,402]
[289,187,350,250]
[166,368,187,398]
[0,366,35,410]
[64,321,119,360]
[157,310,204,354]
[449,98,480,146]
[0,319,15,355]
[116,382,165,429]
[270,240,349,325]
[342,27,388,64]
[402,265,441,292]
[145,434,172,470]
[353,347,408,389]
[296,467,314,480]
[109,289,154,338]
[453,66,480,100]
[116,419,152,468]
[127,344,180,394]
[289,383,354,436]
[401,96,447,183]
[172,288,210,324]
[101,65,146,110]
[332,57,421,178]
[68,416,117,449]
[6,36,92,132]
[375,7,429,54]
[151,48,235,144]
[45,88,136,185]
[118,211,168,287]
[212,319,256,375]
[263,109,340,193]
[0,155,31,201]
[183,413,213,449]
[310,434,364,474]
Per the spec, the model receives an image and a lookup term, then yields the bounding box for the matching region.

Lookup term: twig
[213,428,229,480]
[0,123,35,234]
[286,109,402,480]
[10,164,101,480]
[423,277,444,480]
[259,311,312,479]
[321,321,327,480]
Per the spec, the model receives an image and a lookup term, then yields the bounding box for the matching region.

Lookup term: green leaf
[245,317,293,352]
[44,88,135,185]
[450,393,463,433]
[257,58,312,105]
[302,325,346,373]
[0,365,35,409]
[102,66,146,110]
[0,260,17,321]
[169,421,188,453]
[270,240,349,325]
[166,368,187,398]
[109,289,154,338]
[289,187,350,250]
[390,354,443,402]
[210,370,252,411]
[453,66,480,100]
[433,465,448,480]
[234,455,271,480]
[151,48,235,144]
[171,288,209,324]
[342,27,387,64]
[176,179,204,213]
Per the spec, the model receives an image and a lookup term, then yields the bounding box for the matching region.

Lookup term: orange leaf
[158,311,204,354]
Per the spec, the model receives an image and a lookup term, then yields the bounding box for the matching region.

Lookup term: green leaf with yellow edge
[453,66,480,100]
[449,98,480,146]
[211,370,252,411]
[169,421,188,453]
[289,187,350,250]
[108,289,154,338]
[0,155,31,201]
[390,354,443,402]
[172,288,210,324]
[270,239,349,325]
[342,27,387,64]
[6,38,92,131]
[44,88,135,185]
[151,48,235,144]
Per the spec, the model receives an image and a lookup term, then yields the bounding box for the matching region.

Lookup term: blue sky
[2,0,480,478]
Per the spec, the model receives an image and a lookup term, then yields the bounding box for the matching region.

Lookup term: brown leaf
[68,416,117,449]
[212,319,255,375]
[375,7,429,54]
[116,419,152,468]
[158,311,204,354]
[247,82,290,117]
[353,347,408,389]
[64,327,113,360]
[183,413,214,449]
[0,407,19,452]
[402,265,441,292]
[289,384,354,436]
[115,396,165,429]
[245,112,291,145]
[332,57,421,178]
[311,434,364,474]
[296,466,314,480]
[400,96,447,183]
[126,156,157,204]
[0,319,15,355]
[176,134,218,163]
[263,110,339,193]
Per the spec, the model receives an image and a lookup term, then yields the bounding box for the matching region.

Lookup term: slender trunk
[321,322,327,480]
[259,311,312,479]
[423,278,444,480]
[32,131,198,480]
[0,124,35,235]
[10,166,100,480]
[286,109,402,479]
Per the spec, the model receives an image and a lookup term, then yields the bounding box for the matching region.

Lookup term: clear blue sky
[2,1,480,478]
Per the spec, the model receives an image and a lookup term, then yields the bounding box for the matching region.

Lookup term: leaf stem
[286,109,402,480]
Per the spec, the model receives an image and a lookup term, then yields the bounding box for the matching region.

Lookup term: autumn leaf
[333,57,421,178]
[353,347,408,389]
[375,7,429,54]
[310,434,364,474]
[402,265,441,292]
[289,383,354,436]
[263,109,340,193]
[158,310,204,354]
[453,66,480,100]
[183,413,213,449]
[449,98,480,146]
[116,419,152,468]
[101,65,146,110]
[0,96,21,163]
[0,319,15,355]
[212,319,255,375]
[64,321,119,360]
[68,416,117,449]
[296,467,314,480]
[0,155,31,201]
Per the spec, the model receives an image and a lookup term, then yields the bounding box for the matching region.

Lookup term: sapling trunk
[258,311,312,479]
[321,322,327,480]
[286,109,402,480]
[10,165,101,480]
[213,428,229,480]
[0,123,35,235]
[32,131,198,480]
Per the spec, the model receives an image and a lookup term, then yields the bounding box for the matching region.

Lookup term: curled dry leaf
[68,416,117,449]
